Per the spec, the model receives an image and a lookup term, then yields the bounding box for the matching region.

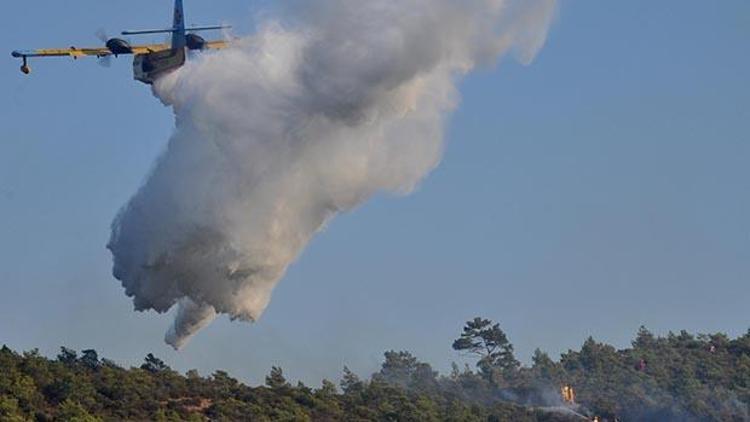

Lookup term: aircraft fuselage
[133,48,186,85]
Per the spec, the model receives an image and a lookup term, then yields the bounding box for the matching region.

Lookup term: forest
[1,319,749,421]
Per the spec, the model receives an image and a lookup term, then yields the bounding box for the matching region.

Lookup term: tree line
[1,318,749,421]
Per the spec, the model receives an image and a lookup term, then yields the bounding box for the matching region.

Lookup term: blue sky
[1,0,748,386]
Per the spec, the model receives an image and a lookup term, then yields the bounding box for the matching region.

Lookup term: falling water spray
[108,0,557,349]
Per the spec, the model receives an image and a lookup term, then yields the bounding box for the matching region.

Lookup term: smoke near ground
[107,0,557,349]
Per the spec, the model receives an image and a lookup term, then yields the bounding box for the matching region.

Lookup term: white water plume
[108,0,557,349]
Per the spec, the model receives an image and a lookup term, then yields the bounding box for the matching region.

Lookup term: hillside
[1,322,748,421]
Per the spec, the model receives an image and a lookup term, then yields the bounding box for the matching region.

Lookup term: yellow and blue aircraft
[11,0,230,84]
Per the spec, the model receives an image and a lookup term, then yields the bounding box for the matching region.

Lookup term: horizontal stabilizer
[122,28,176,35]
[122,25,230,36]
[186,25,231,32]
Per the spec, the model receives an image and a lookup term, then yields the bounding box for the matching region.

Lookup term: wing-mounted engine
[106,38,133,56]
[185,33,206,50]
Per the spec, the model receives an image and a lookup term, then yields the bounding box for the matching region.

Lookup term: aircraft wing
[12,43,170,59]
[204,40,230,49]
[130,43,171,54]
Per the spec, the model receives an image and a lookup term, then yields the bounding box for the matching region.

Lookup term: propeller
[95,28,108,43]
[95,29,112,67]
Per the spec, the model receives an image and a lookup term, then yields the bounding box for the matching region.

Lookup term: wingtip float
[11,0,232,84]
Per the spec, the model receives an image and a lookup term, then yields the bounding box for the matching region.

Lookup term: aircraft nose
[11,51,22,58]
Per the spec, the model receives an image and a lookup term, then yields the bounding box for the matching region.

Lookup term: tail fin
[172,0,186,49]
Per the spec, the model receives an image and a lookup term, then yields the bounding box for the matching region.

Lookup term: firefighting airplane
[11,0,230,85]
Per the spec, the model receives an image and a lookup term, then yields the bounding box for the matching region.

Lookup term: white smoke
[108,0,557,349]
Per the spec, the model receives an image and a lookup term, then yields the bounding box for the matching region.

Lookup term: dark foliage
[453,317,520,386]
[0,323,748,421]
